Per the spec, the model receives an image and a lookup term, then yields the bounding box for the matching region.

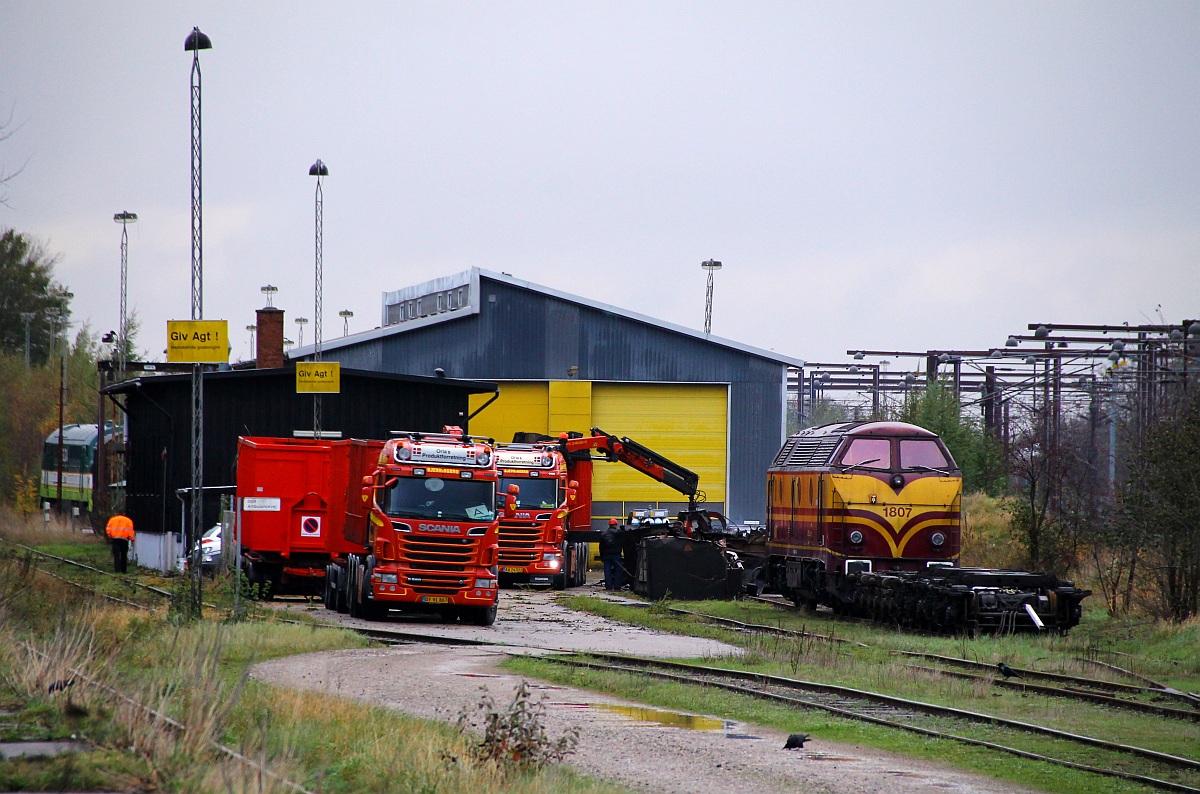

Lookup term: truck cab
[335,428,502,625]
[494,444,589,589]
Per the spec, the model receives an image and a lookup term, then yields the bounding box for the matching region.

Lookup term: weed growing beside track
[0,512,622,794]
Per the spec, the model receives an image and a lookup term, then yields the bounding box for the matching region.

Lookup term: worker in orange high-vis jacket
[106,514,134,573]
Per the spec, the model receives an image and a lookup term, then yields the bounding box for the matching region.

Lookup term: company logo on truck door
[418,523,464,534]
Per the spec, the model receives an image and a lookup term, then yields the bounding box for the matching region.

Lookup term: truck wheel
[322,566,335,610]
[347,562,362,618]
[469,604,498,626]
[334,567,349,614]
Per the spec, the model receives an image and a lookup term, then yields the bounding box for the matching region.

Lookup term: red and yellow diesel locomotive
[756,421,1088,634]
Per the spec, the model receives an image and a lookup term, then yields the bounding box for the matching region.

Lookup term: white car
[199,524,222,572]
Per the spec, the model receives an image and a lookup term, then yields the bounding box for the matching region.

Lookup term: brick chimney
[256,307,285,369]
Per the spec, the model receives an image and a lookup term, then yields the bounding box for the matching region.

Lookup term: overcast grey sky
[2,2,1197,370]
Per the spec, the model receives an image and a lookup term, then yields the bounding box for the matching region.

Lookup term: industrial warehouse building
[304,268,804,526]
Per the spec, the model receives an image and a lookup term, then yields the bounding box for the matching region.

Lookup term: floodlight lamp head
[1025,355,1037,365]
[309,159,328,177]
[1006,336,1018,347]
[938,353,950,364]
[853,351,865,360]
[1112,339,1125,352]
[113,211,138,224]
[701,259,722,271]
[184,27,212,52]
[338,309,354,318]
[1170,329,1184,342]
[1189,322,1200,338]
[1034,325,1050,338]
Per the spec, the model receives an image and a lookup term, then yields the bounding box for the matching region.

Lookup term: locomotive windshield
[837,436,956,473]
[382,477,496,521]
[839,438,890,470]
[899,439,952,471]
[497,477,559,510]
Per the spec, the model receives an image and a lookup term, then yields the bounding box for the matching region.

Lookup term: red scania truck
[494,442,591,589]
[236,428,502,625]
[324,428,502,625]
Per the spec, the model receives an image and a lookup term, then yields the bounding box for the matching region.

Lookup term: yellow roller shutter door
[591,383,727,509]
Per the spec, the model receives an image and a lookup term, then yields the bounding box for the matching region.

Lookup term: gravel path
[254,586,1042,793]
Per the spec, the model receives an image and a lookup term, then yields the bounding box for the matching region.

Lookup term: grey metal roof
[293,267,806,368]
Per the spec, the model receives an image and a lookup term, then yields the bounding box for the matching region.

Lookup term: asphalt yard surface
[255,584,1041,793]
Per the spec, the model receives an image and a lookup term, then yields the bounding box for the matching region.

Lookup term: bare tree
[0,99,28,207]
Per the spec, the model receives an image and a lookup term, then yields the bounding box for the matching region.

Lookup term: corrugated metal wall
[326,277,787,522]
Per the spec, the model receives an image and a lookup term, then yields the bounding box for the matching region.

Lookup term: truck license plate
[503,566,524,573]
[422,596,449,604]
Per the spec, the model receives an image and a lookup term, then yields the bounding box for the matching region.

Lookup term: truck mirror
[362,475,373,487]
[566,486,577,503]
[506,483,520,495]
[503,492,518,518]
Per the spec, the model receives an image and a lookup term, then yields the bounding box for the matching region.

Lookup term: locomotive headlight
[931,532,946,548]
[848,530,864,545]
[890,473,905,489]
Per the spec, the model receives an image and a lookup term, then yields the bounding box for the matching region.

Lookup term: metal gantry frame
[788,319,1199,497]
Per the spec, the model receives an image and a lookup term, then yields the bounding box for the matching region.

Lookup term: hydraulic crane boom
[559,427,701,511]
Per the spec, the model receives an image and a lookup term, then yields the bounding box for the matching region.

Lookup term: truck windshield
[497,477,559,510]
[382,477,496,521]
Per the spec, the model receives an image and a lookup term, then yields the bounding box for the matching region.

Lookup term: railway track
[743,592,1200,707]
[12,550,1199,791]
[541,651,1200,794]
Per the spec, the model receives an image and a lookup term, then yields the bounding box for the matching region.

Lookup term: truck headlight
[379,573,398,584]
[542,553,561,570]
[474,578,496,590]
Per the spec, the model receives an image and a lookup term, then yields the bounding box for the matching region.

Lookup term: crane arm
[560,427,700,505]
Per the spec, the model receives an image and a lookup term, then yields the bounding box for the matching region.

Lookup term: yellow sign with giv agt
[167,320,229,363]
[297,362,341,393]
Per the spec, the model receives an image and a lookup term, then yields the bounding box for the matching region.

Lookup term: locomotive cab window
[838,438,891,470]
[899,439,953,472]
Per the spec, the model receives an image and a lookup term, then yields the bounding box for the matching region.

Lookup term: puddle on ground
[590,703,725,731]
[0,741,88,760]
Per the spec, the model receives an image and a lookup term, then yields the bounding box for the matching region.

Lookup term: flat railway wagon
[753,421,1089,635]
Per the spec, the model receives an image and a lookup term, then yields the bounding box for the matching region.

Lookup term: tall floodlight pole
[295,317,308,347]
[339,309,353,336]
[701,259,722,336]
[55,296,72,509]
[20,312,34,369]
[185,26,211,615]
[113,211,138,376]
[309,160,328,438]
